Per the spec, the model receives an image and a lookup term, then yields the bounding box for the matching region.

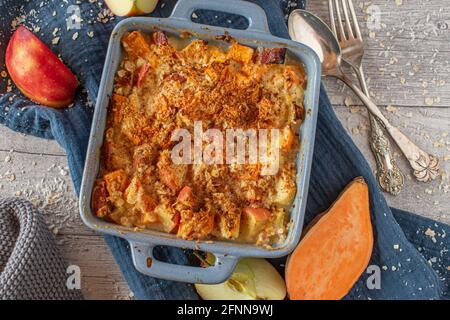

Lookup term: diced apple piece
[257,48,286,64]
[280,127,296,151]
[124,176,141,204]
[152,31,169,45]
[154,202,178,233]
[195,258,286,300]
[177,186,193,204]
[265,207,289,244]
[216,213,241,240]
[124,176,158,223]
[159,167,180,192]
[5,26,78,108]
[271,171,296,207]
[239,207,271,242]
[136,62,150,87]
[105,0,158,17]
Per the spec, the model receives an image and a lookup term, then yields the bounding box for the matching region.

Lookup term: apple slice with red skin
[5,26,78,108]
[105,0,158,16]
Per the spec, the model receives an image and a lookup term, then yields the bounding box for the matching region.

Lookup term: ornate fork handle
[339,73,440,183]
[353,66,404,195]
[368,115,404,195]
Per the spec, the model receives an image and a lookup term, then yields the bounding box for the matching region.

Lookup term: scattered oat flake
[72,32,79,40]
[344,96,353,107]
[52,37,60,45]
[386,105,397,113]
[425,228,436,238]
[425,97,434,106]
[393,244,399,250]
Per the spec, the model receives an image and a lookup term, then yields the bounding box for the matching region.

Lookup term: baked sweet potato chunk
[122,31,152,58]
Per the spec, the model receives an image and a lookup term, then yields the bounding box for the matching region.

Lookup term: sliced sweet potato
[122,31,152,57]
[227,43,254,63]
[104,169,129,195]
[285,177,373,300]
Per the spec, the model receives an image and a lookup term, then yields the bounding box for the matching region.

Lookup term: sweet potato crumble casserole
[91,30,306,246]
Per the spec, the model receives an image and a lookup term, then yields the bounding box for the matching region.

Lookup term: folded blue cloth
[0,0,448,300]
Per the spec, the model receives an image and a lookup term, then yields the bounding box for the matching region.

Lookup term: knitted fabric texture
[0,198,82,300]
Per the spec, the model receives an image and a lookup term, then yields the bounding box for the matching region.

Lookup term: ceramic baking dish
[79,0,321,284]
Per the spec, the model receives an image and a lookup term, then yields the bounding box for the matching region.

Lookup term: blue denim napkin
[0,0,448,300]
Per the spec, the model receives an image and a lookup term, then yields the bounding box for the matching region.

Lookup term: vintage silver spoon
[288,10,440,182]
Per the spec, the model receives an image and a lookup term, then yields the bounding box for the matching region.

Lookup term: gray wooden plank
[307,0,450,107]
[57,235,131,300]
[0,126,65,155]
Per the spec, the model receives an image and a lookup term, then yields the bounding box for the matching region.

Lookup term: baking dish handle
[170,0,270,34]
[130,241,239,284]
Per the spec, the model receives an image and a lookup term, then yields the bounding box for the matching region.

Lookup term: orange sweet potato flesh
[285,177,373,300]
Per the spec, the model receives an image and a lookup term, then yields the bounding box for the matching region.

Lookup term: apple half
[105,0,159,16]
[195,258,286,300]
[5,26,78,108]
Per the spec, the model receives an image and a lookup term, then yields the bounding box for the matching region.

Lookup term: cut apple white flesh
[195,258,286,300]
[105,0,158,16]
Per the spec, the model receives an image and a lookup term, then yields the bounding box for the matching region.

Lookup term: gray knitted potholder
[0,198,82,300]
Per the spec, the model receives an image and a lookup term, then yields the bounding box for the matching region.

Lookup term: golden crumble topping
[92,30,306,246]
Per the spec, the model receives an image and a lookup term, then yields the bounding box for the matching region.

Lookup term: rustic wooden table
[0,0,448,299]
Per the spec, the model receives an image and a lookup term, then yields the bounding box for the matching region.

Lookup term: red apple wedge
[105,0,158,16]
[5,26,78,108]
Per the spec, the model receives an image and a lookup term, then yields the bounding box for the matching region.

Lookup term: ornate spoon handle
[354,66,404,195]
[338,73,440,183]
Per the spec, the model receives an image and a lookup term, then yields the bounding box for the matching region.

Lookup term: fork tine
[347,0,362,39]
[333,0,347,41]
[341,0,355,38]
[328,0,338,36]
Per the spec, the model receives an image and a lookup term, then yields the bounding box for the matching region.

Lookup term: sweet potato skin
[285,177,373,300]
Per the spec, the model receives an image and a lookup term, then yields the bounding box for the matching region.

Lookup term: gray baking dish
[79,0,321,284]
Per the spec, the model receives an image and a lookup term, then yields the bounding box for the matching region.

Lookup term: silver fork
[328,0,403,194]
